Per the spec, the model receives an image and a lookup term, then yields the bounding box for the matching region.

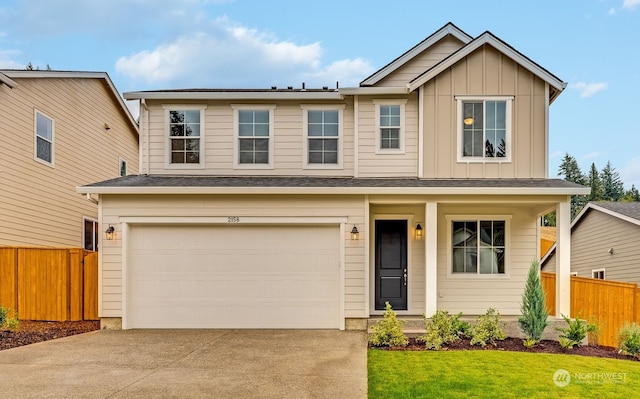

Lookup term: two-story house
[78,23,588,330]
[0,70,139,250]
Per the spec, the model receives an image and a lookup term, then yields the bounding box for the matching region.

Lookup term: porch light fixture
[105,225,115,240]
[415,223,423,240]
[463,117,474,126]
[350,225,359,240]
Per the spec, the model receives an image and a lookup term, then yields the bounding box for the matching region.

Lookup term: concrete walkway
[0,329,367,398]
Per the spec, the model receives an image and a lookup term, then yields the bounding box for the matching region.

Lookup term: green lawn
[369,349,640,398]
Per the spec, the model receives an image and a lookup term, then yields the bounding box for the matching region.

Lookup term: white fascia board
[0,72,18,88]
[77,185,591,196]
[123,91,343,101]
[338,86,410,95]
[361,23,473,86]
[409,33,566,93]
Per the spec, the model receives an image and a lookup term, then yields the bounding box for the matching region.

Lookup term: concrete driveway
[0,329,367,398]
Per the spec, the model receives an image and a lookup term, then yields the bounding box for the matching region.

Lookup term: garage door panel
[128,224,340,329]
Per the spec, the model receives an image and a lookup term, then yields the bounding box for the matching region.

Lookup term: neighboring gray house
[542,202,640,284]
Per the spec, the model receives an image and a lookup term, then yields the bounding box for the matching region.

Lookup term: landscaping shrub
[555,314,596,349]
[419,310,468,350]
[368,302,408,347]
[0,306,18,331]
[618,323,640,358]
[0,306,7,327]
[470,308,505,347]
[518,261,548,345]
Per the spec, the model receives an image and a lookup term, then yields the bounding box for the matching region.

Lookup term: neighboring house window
[163,105,206,168]
[456,97,513,162]
[233,105,275,168]
[119,158,127,176]
[592,269,605,280]
[450,218,507,275]
[83,218,99,251]
[34,110,54,165]
[302,105,344,168]
[374,99,406,153]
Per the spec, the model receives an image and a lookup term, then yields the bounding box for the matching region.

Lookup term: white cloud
[0,49,23,69]
[623,0,640,9]
[569,82,608,98]
[115,19,373,89]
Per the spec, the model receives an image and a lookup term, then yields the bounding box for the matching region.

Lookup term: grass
[369,349,640,398]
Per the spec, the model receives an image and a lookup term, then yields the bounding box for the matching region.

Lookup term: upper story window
[448,217,509,276]
[302,105,344,169]
[34,110,54,166]
[119,158,127,176]
[233,105,275,169]
[456,96,513,162]
[373,99,406,154]
[164,105,206,169]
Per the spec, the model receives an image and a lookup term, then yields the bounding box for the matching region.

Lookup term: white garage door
[127,224,340,329]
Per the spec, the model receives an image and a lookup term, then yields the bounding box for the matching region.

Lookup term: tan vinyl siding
[146,100,354,176]
[375,36,466,87]
[99,194,366,318]
[0,78,138,247]
[422,45,548,179]
[571,210,640,284]
[356,93,420,177]
[436,204,538,315]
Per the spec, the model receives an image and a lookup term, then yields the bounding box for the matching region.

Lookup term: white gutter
[124,91,343,100]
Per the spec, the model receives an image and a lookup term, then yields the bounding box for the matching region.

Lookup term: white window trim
[163,104,207,170]
[592,268,605,280]
[232,104,275,170]
[301,104,345,170]
[373,99,407,154]
[34,109,55,167]
[455,96,513,163]
[119,157,128,176]
[445,214,512,279]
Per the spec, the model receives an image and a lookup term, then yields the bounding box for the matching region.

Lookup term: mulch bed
[0,320,100,351]
[372,337,639,361]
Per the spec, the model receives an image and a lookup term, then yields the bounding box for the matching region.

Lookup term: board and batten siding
[99,194,367,319]
[570,210,640,284]
[0,77,138,247]
[422,45,548,179]
[144,100,354,176]
[436,204,538,315]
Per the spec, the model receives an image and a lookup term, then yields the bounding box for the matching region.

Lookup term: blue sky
[1,0,638,188]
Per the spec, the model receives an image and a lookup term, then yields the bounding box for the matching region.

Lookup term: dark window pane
[36,137,51,162]
[254,152,268,164]
[171,139,184,150]
[171,152,184,163]
[308,139,323,151]
[186,152,199,163]
[309,152,322,163]
[254,138,268,151]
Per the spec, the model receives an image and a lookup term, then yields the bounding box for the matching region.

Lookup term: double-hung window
[374,100,406,153]
[234,105,274,168]
[457,97,512,162]
[34,110,54,166]
[449,218,508,275]
[165,105,206,168]
[83,218,99,251]
[303,105,344,168]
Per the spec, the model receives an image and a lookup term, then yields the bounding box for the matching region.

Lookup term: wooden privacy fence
[0,247,98,321]
[541,272,640,348]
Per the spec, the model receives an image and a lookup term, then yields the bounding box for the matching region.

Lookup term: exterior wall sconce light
[415,223,423,240]
[350,225,359,240]
[105,225,115,240]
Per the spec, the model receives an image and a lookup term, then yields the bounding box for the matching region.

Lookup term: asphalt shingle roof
[590,201,640,222]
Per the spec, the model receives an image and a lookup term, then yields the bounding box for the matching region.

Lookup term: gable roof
[408,31,566,102]
[359,22,473,86]
[573,201,640,228]
[0,70,138,134]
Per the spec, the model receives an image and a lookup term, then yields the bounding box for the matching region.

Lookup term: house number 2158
[227,216,240,223]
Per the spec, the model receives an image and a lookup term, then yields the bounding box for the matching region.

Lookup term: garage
[126,224,341,329]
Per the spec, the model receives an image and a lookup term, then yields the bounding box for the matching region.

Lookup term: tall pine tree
[557,153,588,218]
[601,161,624,201]
[519,261,549,344]
[587,163,604,202]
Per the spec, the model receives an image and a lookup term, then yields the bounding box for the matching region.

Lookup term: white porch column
[425,201,438,317]
[556,199,571,318]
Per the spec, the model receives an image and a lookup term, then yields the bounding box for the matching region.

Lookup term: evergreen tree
[518,261,549,344]
[557,153,587,218]
[622,185,640,202]
[601,161,625,201]
[587,163,604,202]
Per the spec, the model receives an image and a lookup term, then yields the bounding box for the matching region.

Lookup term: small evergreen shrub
[518,261,549,345]
[0,306,7,327]
[522,338,537,349]
[419,310,466,350]
[368,302,408,347]
[0,306,18,331]
[555,314,596,349]
[470,308,505,347]
[618,323,640,358]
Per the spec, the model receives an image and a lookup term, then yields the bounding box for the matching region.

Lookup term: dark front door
[375,220,407,310]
